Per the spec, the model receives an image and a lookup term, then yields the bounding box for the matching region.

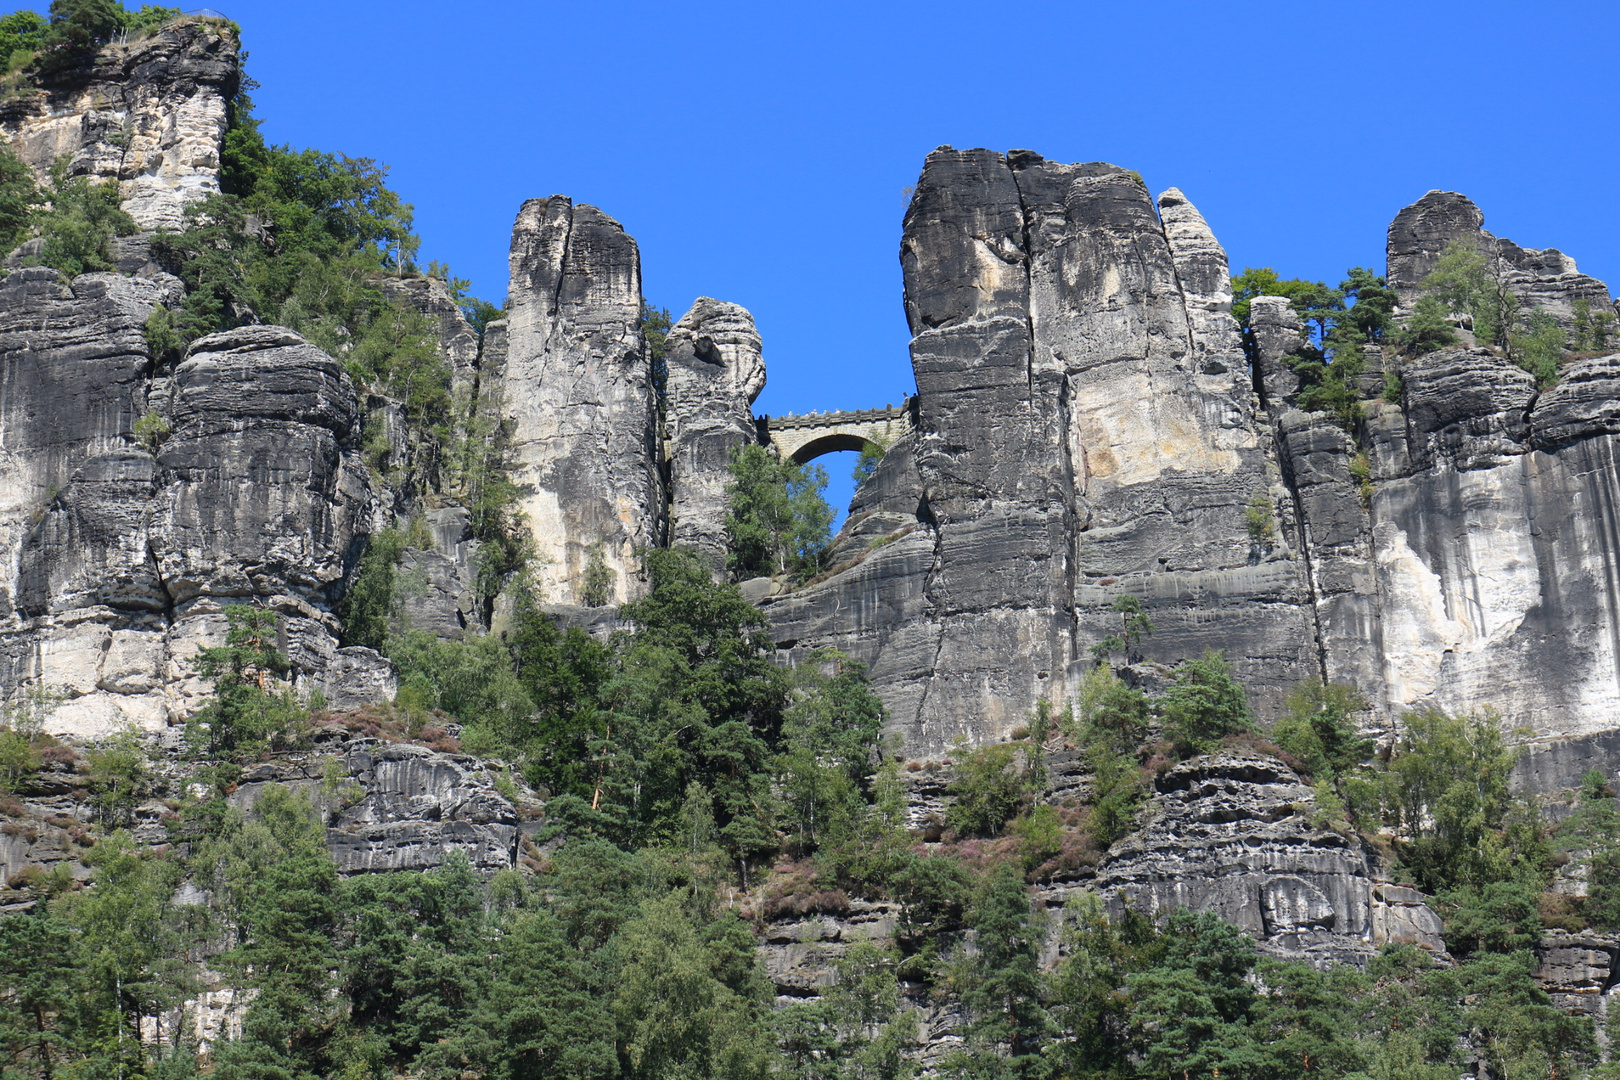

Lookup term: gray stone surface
[1089,751,1445,966]
[0,319,379,737]
[1386,189,1612,338]
[770,149,1316,757]
[0,19,239,230]
[664,297,766,573]
[501,196,663,605]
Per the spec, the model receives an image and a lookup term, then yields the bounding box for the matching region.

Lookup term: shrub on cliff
[33,158,135,276]
[1159,649,1254,757]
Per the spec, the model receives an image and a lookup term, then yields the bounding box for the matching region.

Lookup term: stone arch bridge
[757,398,916,463]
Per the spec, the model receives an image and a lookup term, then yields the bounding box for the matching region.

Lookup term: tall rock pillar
[664,298,766,573]
[899,148,1075,750]
[502,197,664,605]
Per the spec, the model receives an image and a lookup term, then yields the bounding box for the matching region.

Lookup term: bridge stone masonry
[756,397,918,463]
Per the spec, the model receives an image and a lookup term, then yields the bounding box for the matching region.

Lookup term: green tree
[724,443,834,580]
[642,301,672,413]
[0,10,47,71]
[210,786,341,1080]
[1511,308,1565,387]
[33,159,136,277]
[84,724,149,828]
[852,436,890,487]
[35,0,123,76]
[187,605,304,760]
[1158,649,1253,757]
[1383,706,1544,894]
[1271,679,1371,781]
[1125,910,1267,1080]
[0,140,40,254]
[775,942,916,1080]
[945,864,1054,1079]
[944,742,1025,837]
[1089,595,1153,666]
[610,891,776,1080]
[0,908,82,1079]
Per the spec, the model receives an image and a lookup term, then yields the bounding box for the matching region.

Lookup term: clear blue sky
[43,1,1620,512]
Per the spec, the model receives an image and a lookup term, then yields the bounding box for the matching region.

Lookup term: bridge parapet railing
[757,397,916,431]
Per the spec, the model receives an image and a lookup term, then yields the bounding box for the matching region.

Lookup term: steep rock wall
[0,319,383,736]
[501,197,663,605]
[770,149,1317,758]
[0,19,239,231]
[664,297,766,573]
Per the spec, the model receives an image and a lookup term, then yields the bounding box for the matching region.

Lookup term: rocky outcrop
[770,149,1317,757]
[500,197,662,605]
[231,727,533,875]
[0,319,378,737]
[1386,190,1612,336]
[1352,347,1620,739]
[664,297,766,572]
[1249,295,1306,407]
[0,19,239,231]
[1086,751,1444,966]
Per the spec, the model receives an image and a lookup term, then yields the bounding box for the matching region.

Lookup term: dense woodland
[2,2,1620,1078]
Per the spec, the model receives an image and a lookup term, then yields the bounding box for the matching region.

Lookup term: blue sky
[42,1,1620,512]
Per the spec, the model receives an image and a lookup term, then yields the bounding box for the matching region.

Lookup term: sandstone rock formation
[501,196,663,605]
[0,19,239,231]
[1387,190,1614,335]
[0,315,380,737]
[664,297,766,572]
[770,149,1317,758]
[1087,751,1444,967]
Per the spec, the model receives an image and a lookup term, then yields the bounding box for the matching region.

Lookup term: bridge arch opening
[788,432,882,465]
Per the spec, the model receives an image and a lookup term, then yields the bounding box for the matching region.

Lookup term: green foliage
[33,158,136,277]
[187,604,305,759]
[1244,489,1277,544]
[1085,740,1146,850]
[1399,292,1462,355]
[943,863,1053,1078]
[1419,240,1509,347]
[1271,679,1371,780]
[1573,298,1615,353]
[85,724,149,828]
[1073,663,1148,754]
[642,301,671,412]
[853,435,890,487]
[1158,649,1254,757]
[122,4,179,37]
[34,0,123,76]
[945,742,1026,838]
[1512,308,1565,387]
[581,541,615,607]
[1381,707,1547,896]
[724,442,834,581]
[131,407,170,452]
[1349,449,1373,506]
[1088,595,1154,666]
[776,941,917,1079]
[0,138,39,254]
[1383,367,1404,403]
[340,524,409,651]
[0,10,45,71]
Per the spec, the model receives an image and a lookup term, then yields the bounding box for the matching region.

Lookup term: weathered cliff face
[501,196,663,605]
[0,20,239,232]
[0,316,383,737]
[1086,751,1444,967]
[1386,190,1615,334]
[664,297,766,573]
[1357,348,1620,739]
[771,149,1316,758]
